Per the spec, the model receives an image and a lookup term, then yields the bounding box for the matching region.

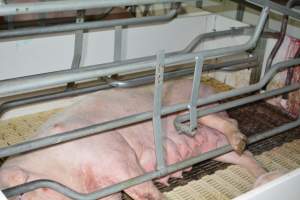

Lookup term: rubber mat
[164,139,300,200]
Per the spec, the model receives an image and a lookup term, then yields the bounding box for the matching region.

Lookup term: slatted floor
[164,139,300,200]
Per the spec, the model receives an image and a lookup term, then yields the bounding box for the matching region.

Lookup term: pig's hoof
[230,132,247,155]
[254,170,286,188]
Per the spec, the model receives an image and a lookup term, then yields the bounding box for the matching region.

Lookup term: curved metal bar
[265,0,298,73]
[3,89,300,199]
[0,9,177,38]
[181,26,253,54]
[0,7,269,98]
[0,58,298,159]
[246,0,300,20]
[265,15,288,73]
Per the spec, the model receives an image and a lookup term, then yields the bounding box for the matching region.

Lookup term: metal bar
[152,51,166,170]
[114,26,123,62]
[0,0,297,19]
[0,7,269,98]
[71,10,85,70]
[181,26,254,54]
[189,56,204,133]
[195,1,203,8]
[246,0,300,20]
[0,0,195,16]
[0,58,299,159]
[106,55,258,88]
[264,0,297,74]
[236,0,246,21]
[4,106,300,199]
[0,10,177,38]
[0,84,112,117]
[0,55,257,117]
[67,10,85,89]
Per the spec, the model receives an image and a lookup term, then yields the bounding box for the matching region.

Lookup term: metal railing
[0,1,300,199]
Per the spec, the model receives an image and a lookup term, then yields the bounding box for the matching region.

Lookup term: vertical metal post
[114,26,123,62]
[189,55,204,132]
[1,0,13,30]
[236,0,246,21]
[251,17,269,84]
[152,50,166,170]
[66,10,85,89]
[196,0,203,8]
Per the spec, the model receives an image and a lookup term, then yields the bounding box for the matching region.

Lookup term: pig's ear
[0,166,29,188]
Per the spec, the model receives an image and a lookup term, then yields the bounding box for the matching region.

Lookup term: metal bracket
[152,50,166,171]
[174,55,204,136]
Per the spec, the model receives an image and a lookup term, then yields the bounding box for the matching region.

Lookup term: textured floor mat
[164,140,300,200]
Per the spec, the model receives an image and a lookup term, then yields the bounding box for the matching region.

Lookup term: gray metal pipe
[0,10,177,38]
[0,84,112,117]
[0,7,269,98]
[0,0,298,20]
[0,57,299,159]
[106,56,258,88]
[4,113,300,199]
[246,0,300,20]
[0,0,195,16]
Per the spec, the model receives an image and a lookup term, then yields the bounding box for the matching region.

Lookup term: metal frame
[0,1,300,199]
[0,26,256,117]
[0,9,178,38]
[2,57,300,199]
[0,7,269,98]
[0,0,298,20]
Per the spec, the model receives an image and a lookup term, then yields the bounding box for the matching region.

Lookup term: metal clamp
[174,55,204,136]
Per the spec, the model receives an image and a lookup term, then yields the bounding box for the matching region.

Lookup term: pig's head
[0,166,66,200]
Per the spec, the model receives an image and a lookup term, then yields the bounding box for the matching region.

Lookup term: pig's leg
[209,130,265,178]
[214,151,266,178]
[198,115,247,154]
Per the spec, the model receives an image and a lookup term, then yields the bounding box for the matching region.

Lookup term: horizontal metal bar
[106,55,258,88]
[0,7,269,98]
[0,84,112,117]
[4,113,300,199]
[0,0,195,16]
[246,0,300,20]
[0,57,298,159]
[0,10,177,38]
